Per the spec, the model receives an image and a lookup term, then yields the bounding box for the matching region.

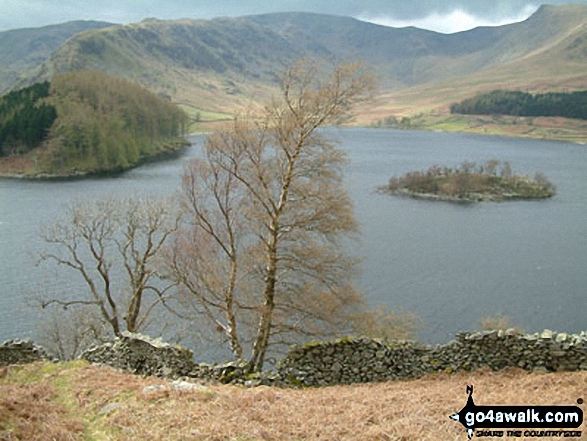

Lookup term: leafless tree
[35,306,110,360]
[350,305,422,342]
[38,195,180,338]
[166,61,375,372]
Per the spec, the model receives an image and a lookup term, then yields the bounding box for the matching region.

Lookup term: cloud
[357,4,540,34]
[0,0,578,33]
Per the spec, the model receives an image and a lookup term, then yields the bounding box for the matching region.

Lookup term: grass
[178,104,234,133]
[366,112,587,144]
[1,362,585,440]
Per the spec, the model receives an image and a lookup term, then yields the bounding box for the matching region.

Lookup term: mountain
[0,21,114,94]
[359,5,587,120]
[4,5,587,117]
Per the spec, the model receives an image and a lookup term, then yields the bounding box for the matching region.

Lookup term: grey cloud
[1,0,586,31]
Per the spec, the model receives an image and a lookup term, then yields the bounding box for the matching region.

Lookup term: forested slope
[0,71,188,177]
[0,82,56,156]
[450,90,587,120]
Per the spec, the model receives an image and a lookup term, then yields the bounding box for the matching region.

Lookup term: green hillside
[0,72,188,178]
[357,5,587,138]
[0,21,113,94]
[24,18,299,113]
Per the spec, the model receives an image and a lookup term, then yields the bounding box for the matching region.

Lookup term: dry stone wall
[80,332,199,379]
[278,330,587,387]
[0,339,54,366]
[78,332,245,382]
[4,330,587,387]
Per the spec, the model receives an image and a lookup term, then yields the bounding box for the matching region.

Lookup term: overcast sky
[1,0,586,34]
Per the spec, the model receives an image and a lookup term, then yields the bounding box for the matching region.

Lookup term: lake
[1,128,586,352]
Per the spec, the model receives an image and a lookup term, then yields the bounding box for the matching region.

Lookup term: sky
[0,0,586,34]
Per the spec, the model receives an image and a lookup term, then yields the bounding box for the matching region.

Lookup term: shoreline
[366,114,587,145]
[382,188,555,203]
[1,119,584,181]
[0,138,191,181]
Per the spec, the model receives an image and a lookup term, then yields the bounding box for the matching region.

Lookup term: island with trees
[380,160,556,202]
[0,71,188,178]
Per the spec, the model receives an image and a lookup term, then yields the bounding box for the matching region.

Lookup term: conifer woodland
[450,90,587,120]
[0,81,56,156]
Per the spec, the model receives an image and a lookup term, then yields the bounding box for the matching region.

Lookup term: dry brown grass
[1,362,586,440]
[0,373,85,440]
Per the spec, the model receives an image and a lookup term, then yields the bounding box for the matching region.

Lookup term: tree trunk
[247,230,278,373]
[226,255,244,360]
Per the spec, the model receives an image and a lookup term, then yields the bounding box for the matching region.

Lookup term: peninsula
[0,71,188,179]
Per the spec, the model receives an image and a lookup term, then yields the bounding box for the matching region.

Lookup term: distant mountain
[0,21,114,94]
[4,5,587,116]
[360,5,587,120]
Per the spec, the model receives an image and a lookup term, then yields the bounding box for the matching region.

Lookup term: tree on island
[382,160,556,202]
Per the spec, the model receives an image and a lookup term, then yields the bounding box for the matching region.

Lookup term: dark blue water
[1,128,585,349]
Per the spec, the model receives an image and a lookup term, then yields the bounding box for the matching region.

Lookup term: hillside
[357,5,587,122]
[0,21,114,94]
[0,5,584,142]
[9,4,585,119]
[1,361,585,440]
[0,72,188,178]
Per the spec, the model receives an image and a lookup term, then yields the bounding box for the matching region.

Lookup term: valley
[0,4,585,141]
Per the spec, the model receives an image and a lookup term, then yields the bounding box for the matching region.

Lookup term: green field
[178,104,233,133]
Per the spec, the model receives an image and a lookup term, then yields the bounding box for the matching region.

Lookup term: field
[364,113,587,145]
[177,104,234,133]
[1,361,585,440]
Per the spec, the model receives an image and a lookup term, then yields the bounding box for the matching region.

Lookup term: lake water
[1,128,586,351]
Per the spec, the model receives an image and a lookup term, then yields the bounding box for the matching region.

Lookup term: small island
[380,160,556,202]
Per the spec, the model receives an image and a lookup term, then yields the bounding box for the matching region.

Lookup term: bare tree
[39,196,180,338]
[350,305,422,342]
[35,306,110,360]
[166,61,374,372]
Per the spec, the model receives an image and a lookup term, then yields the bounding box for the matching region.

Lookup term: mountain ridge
[2,5,586,119]
[0,20,114,94]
